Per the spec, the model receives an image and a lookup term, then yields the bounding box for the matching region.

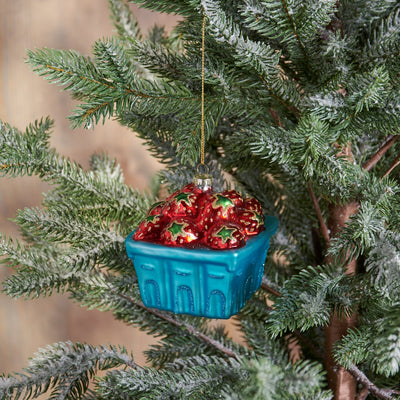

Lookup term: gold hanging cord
[200,12,206,168]
[193,12,213,190]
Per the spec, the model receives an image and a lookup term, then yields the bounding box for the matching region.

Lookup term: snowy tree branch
[261,276,282,297]
[356,386,370,400]
[117,293,240,360]
[261,277,324,360]
[348,364,400,400]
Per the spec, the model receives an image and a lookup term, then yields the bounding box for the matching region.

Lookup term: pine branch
[0,342,136,400]
[261,277,399,397]
[361,6,400,68]
[258,74,301,116]
[261,276,282,298]
[280,0,308,61]
[97,355,244,399]
[356,386,370,400]
[237,356,332,400]
[327,181,399,265]
[260,277,325,361]
[347,65,391,115]
[126,0,196,16]
[201,0,301,112]
[117,293,240,359]
[247,115,364,200]
[348,364,400,400]
[26,46,204,130]
[109,0,142,41]
[383,153,400,177]
[307,182,330,244]
[145,339,213,368]
[363,135,399,171]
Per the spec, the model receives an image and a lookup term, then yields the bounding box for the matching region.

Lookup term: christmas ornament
[132,181,267,250]
[125,14,278,318]
[125,211,278,318]
[126,176,278,318]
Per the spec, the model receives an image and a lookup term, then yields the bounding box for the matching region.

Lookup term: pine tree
[1,0,400,398]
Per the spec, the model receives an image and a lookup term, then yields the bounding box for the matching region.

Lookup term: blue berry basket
[125,215,278,319]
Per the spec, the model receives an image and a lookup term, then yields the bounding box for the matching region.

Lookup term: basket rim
[125,215,278,261]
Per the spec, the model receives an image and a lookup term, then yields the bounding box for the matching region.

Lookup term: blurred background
[0,0,175,372]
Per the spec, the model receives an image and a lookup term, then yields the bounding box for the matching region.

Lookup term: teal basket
[125,215,278,319]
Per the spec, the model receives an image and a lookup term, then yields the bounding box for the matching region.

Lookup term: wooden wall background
[0,0,176,373]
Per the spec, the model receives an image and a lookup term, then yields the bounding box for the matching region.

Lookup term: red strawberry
[147,201,166,216]
[204,222,246,250]
[134,214,165,242]
[163,191,204,219]
[161,218,200,247]
[197,192,236,230]
[221,189,244,207]
[235,209,264,236]
[165,182,196,202]
[244,198,263,214]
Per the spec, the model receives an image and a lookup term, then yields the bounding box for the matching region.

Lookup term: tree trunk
[325,201,359,399]
[325,308,358,398]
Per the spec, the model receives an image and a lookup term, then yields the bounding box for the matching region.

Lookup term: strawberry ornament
[197,193,236,230]
[163,191,203,219]
[161,218,200,247]
[235,209,264,236]
[133,214,166,242]
[147,201,166,216]
[205,222,246,250]
[221,189,244,207]
[133,175,268,250]
[244,197,263,214]
[126,16,278,318]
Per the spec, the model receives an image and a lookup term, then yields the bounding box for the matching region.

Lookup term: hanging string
[194,12,212,190]
[200,12,206,168]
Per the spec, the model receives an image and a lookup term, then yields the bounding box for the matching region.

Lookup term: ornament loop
[196,163,209,175]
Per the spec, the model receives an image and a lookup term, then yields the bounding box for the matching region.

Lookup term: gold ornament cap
[193,173,213,192]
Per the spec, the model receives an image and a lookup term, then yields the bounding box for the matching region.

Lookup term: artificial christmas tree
[1,0,400,398]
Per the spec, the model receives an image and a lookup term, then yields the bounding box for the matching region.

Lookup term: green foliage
[230,357,332,400]
[0,342,135,400]
[0,118,149,295]
[360,5,400,69]
[328,176,400,261]
[1,0,400,398]
[366,230,400,301]
[96,355,245,399]
[109,0,142,41]
[267,266,360,338]
[0,118,54,177]
[128,0,198,16]
[335,309,400,377]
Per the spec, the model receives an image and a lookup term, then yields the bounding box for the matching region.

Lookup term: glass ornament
[125,174,278,318]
